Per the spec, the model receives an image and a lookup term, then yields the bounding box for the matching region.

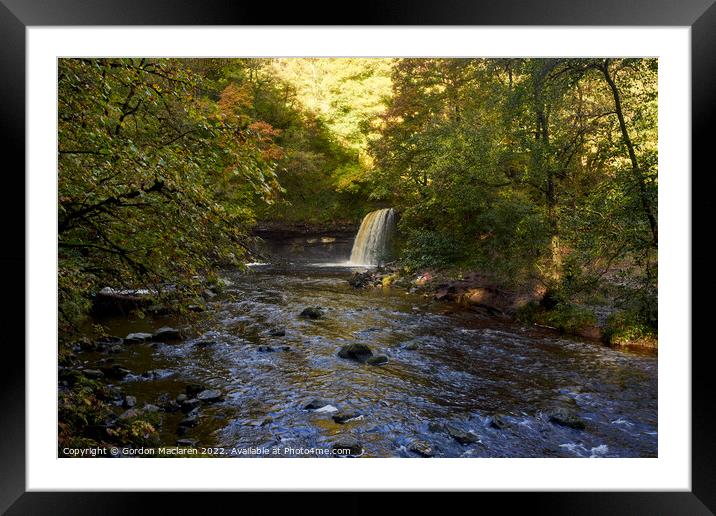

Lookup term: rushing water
[82,236,657,458]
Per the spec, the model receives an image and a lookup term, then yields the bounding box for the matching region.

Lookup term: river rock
[100,364,131,379]
[176,394,188,404]
[304,399,333,411]
[409,440,435,457]
[194,340,217,348]
[152,326,182,342]
[489,414,508,430]
[332,412,363,424]
[197,389,223,403]
[268,328,286,337]
[547,407,586,430]
[366,355,388,366]
[348,271,372,289]
[123,396,137,408]
[178,413,199,428]
[162,400,182,413]
[257,345,275,352]
[337,343,373,362]
[180,398,201,413]
[82,369,104,379]
[445,424,480,445]
[299,307,324,319]
[125,332,153,344]
[177,439,198,447]
[332,438,363,457]
[142,403,161,413]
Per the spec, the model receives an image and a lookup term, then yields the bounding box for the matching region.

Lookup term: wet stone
[304,399,332,410]
[366,355,388,366]
[194,340,217,348]
[445,424,480,445]
[178,413,199,428]
[332,412,363,424]
[177,439,198,447]
[547,407,586,430]
[268,328,286,337]
[196,389,223,403]
[299,307,324,319]
[123,396,137,408]
[152,326,182,342]
[409,440,435,457]
[125,332,153,344]
[337,343,373,362]
[100,364,131,379]
[489,414,508,430]
[180,399,201,413]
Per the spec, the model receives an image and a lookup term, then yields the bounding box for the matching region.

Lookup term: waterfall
[349,208,396,266]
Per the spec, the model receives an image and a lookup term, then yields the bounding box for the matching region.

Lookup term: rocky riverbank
[347,266,657,350]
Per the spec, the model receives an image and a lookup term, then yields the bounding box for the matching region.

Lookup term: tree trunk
[600,59,658,248]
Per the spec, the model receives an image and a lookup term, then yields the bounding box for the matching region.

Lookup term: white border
[28,27,691,491]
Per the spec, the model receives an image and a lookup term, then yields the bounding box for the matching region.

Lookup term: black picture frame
[1,0,711,513]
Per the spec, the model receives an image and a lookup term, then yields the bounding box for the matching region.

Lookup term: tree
[58,58,280,326]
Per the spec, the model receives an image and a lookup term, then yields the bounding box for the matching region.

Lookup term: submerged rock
[445,424,480,445]
[268,328,286,337]
[178,413,199,428]
[197,389,223,403]
[547,407,586,430]
[299,307,324,319]
[332,412,363,424]
[489,414,508,430]
[125,332,153,344]
[366,355,388,366]
[409,440,435,457]
[304,399,333,411]
[180,398,201,413]
[315,404,338,413]
[100,364,131,379]
[337,343,373,362]
[193,340,217,348]
[152,326,182,342]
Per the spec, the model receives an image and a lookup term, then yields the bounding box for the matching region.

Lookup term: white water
[348,208,396,266]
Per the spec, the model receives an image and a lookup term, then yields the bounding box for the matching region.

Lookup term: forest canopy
[58,57,657,342]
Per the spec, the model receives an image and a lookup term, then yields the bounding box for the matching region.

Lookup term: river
[81,233,657,458]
